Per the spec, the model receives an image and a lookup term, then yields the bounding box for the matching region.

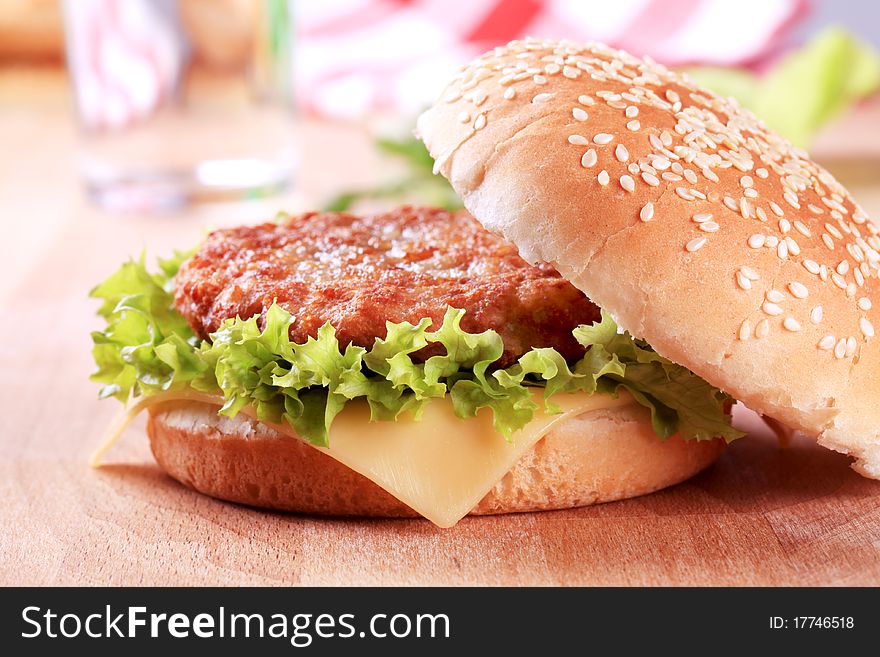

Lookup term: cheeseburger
[90,38,879,528]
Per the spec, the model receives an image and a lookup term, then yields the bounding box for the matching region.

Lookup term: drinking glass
[62,0,296,212]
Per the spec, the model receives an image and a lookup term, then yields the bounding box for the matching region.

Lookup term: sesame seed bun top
[417,37,880,478]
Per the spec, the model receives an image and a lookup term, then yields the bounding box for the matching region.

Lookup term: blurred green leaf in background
[325,27,880,212]
[687,27,880,147]
[323,137,462,212]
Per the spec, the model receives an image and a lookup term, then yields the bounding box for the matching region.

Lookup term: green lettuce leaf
[90,255,743,446]
[572,313,740,442]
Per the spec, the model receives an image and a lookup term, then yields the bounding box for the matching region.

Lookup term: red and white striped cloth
[296,0,808,118]
[64,0,184,130]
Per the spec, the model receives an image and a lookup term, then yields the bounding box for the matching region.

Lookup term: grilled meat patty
[175,207,600,366]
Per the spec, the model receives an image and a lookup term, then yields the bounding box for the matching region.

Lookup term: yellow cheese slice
[92,389,633,528]
[313,390,634,527]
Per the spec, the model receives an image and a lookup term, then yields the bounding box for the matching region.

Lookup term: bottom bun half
[147,401,725,519]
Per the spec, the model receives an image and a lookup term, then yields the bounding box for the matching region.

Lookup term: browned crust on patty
[174,206,600,366]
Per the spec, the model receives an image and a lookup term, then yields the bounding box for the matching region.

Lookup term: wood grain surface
[2,69,880,586]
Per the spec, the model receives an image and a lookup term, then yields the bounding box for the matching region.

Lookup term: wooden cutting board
[2,70,880,586]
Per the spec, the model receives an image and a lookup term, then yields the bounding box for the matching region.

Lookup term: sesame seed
[784,190,800,208]
[533,92,553,103]
[855,268,865,286]
[641,172,660,186]
[847,336,857,357]
[858,297,872,311]
[692,213,713,223]
[533,74,547,85]
[825,223,843,239]
[766,289,785,303]
[457,111,470,123]
[740,198,752,219]
[836,260,850,275]
[849,243,865,263]
[755,319,770,338]
[766,236,779,247]
[788,282,809,299]
[662,172,682,182]
[748,234,765,249]
[686,237,707,252]
[740,175,754,188]
[620,175,635,192]
[473,114,487,130]
[581,148,599,168]
[615,144,629,162]
[738,320,751,341]
[580,149,598,168]
[818,335,835,350]
[578,94,595,105]
[723,196,738,212]
[783,317,801,332]
[626,105,639,118]
[786,236,801,256]
[699,221,719,232]
[594,133,614,145]
[702,167,720,182]
[770,201,784,217]
[640,202,654,222]
[744,188,759,199]
[803,259,821,275]
[834,338,847,359]
[503,87,516,100]
[822,234,835,250]
[562,66,579,79]
[736,272,752,290]
[756,168,769,179]
[777,240,789,259]
[763,302,783,316]
[741,266,759,281]
[568,134,588,145]
[652,157,671,171]
[808,203,824,215]
[779,218,791,233]
[732,158,753,172]
[811,306,823,324]
[628,163,640,175]
[472,90,488,106]
[683,169,698,184]
[572,107,588,121]
[793,221,811,237]
[755,206,768,222]
[831,273,847,289]
[861,317,875,338]
[598,170,610,186]
[676,187,694,200]
[626,120,641,131]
